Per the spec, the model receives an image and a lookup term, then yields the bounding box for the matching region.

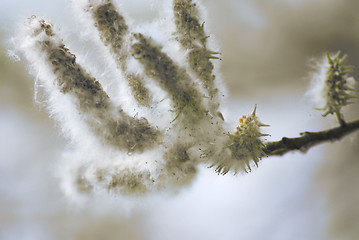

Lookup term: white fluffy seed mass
[17,0,263,201]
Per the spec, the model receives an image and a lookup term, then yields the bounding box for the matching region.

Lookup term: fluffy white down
[305,56,329,109]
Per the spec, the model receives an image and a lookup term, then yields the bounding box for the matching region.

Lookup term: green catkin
[173,0,207,49]
[38,21,160,153]
[208,106,268,175]
[173,0,219,109]
[321,52,356,125]
[131,33,205,118]
[92,1,153,107]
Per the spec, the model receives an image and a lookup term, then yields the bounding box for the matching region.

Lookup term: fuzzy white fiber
[306,56,330,109]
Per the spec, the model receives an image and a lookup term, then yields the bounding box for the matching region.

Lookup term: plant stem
[263,118,359,157]
[335,111,346,127]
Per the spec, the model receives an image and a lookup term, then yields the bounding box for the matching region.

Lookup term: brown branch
[263,118,359,156]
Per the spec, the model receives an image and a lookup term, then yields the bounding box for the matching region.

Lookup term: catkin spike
[173,0,219,111]
[207,105,268,175]
[321,51,357,125]
[131,33,205,118]
[92,1,129,65]
[173,0,207,49]
[91,0,153,107]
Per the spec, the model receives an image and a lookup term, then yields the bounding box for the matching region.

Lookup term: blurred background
[0,0,359,239]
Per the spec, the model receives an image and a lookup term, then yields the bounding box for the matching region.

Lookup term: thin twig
[263,118,359,156]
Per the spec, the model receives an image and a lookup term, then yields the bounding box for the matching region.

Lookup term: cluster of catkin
[19,0,268,198]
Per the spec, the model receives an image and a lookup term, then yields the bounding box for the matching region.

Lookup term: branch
[263,118,359,156]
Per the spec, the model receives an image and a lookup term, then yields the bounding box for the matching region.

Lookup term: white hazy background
[1,0,359,239]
